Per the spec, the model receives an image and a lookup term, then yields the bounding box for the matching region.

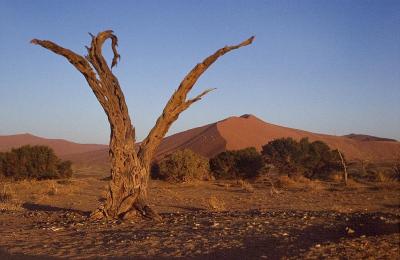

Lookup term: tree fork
[31,30,254,221]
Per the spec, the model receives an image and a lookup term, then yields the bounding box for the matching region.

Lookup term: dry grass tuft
[0,185,22,211]
[374,170,399,183]
[238,179,255,193]
[0,186,13,203]
[46,182,58,196]
[0,201,22,211]
[2,179,80,204]
[329,171,343,183]
[345,178,364,188]
[276,175,325,191]
[276,175,300,189]
[204,195,226,211]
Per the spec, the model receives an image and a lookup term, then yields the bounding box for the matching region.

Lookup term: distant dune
[343,133,397,142]
[1,115,399,165]
[0,133,107,157]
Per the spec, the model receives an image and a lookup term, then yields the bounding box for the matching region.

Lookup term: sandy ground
[0,166,399,259]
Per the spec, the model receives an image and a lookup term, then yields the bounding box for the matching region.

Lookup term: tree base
[89,204,162,222]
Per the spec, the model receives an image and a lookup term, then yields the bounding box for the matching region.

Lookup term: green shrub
[0,145,73,180]
[261,137,299,174]
[210,147,264,179]
[262,138,342,179]
[209,151,236,179]
[57,160,73,178]
[154,149,210,183]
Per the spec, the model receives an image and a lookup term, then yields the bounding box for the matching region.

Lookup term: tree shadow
[0,247,57,260]
[162,205,205,212]
[194,211,400,259]
[22,202,90,216]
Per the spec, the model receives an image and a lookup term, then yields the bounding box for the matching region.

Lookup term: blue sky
[0,0,399,144]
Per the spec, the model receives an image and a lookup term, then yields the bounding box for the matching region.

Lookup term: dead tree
[337,150,348,185]
[31,30,254,220]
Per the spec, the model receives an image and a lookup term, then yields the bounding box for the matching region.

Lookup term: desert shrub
[262,138,342,179]
[209,151,236,179]
[0,145,73,180]
[261,138,299,174]
[347,161,400,182]
[155,149,210,183]
[210,147,264,179]
[366,168,399,182]
[57,160,73,178]
[0,188,12,203]
[276,175,325,191]
[150,162,161,179]
[238,179,255,193]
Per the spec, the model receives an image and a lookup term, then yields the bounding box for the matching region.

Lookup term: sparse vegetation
[0,145,73,180]
[0,186,12,203]
[0,185,22,211]
[153,149,211,183]
[393,161,400,181]
[276,175,325,191]
[204,195,226,211]
[347,161,400,182]
[238,179,255,193]
[210,147,264,179]
[262,138,342,179]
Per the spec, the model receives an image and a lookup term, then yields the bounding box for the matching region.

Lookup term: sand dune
[152,114,399,161]
[0,133,107,156]
[216,115,399,161]
[1,115,399,164]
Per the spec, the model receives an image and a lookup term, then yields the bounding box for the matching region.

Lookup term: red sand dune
[0,133,107,157]
[155,114,399,162]
[1,115,399,165]
[216,115,399,161]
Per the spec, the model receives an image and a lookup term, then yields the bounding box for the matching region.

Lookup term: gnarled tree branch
[138,36,255,165]
[30,38,110,114]
[31,31,133,143]
[32,31,254,221]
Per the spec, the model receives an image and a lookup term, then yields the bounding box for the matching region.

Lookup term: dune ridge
[0,133,107,156]
[1,115,399,165]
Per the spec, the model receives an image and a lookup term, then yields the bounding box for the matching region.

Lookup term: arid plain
[1,115,399,259]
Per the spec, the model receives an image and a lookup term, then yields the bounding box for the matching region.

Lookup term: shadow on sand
[0,248,57,260]
[193,212,400,259]
[22,202,90,216]
[2,209,399,259]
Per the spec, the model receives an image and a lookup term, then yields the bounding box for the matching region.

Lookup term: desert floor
[0,165,399,259]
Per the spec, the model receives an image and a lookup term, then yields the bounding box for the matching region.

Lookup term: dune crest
[1,115,399,164]
[0,133,107,156]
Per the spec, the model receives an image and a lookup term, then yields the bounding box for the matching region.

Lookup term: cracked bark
[31,30,254,221]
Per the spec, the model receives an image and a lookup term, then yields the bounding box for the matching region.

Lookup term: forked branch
[138,36,255,165]
[31,31,131,136]
[30,39,97,81]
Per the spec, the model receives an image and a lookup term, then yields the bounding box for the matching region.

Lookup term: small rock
[50,227,64,231]
[346,227,355,234]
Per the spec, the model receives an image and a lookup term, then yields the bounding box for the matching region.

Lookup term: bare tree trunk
[31,30,254,220]
[338,150,347,185]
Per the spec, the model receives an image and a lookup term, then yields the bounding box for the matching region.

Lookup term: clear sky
[0,0,399,144]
